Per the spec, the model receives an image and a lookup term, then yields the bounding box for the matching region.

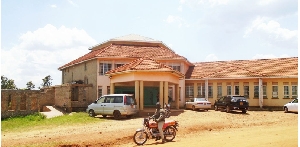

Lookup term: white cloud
[1,24,97,89]
[165,15,189,28]
[257,0,276,6]
[205,54,219,61]
[251,54,289,59]
[67,0,78,7]
[19,24,96,50]
[50,5,57,8]
[178,5,183,12]
[244,17,297,48]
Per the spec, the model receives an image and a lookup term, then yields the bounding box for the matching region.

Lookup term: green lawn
[1,112,104,133]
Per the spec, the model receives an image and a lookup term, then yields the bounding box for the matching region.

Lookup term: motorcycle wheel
[164,126,176,142]
[133,131,147,145]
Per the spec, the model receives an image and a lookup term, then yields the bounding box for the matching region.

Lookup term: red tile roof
[58,44,189,70]
[105,58,184,77]
[186,57,298,79]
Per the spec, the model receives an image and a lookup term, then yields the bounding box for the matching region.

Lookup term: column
[159,81,164,106]
[164,81,169,107]
[205,79,208,99]
[135,81,140,110]
[110,83,115,94]
[193,83,197,97]
[140,81,144,110]
[259,78,263,108]
[175,84,179,109]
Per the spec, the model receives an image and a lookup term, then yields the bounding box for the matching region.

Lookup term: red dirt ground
[1,110,298,147]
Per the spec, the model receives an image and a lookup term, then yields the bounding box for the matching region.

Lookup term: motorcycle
[133,116,179,145]
[164,103,171,118]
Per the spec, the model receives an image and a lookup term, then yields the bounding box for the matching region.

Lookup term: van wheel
[89,110,95,117]
[113,110,121,120]
[284,107,289,113]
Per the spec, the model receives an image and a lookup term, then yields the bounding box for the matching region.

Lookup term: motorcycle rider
[152,102,166,143]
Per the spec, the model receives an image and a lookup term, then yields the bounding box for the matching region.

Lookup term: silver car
[185,98,212,111]
[86,94,138,119]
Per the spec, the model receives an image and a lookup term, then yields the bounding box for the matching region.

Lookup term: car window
[97,97,105,104]
[103,96,113,103]
[126,96,136,105]
[114,96,123,103]
[292,99,298,103]
[195,98,206,101]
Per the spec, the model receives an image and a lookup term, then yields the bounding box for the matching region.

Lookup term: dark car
[214,95,249,113]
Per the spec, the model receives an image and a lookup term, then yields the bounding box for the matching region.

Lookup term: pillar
[140,81,144,110]
[135,81,140,110]
[259,78,263,108]
[175,84,179,109]
[164,81,169,107]
[205,79,208,99]
[159,81,164,106]
[193,83,197,97]
[110,83,115,94]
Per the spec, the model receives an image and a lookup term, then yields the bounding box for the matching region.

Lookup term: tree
[26,81,35,90]
[1,75,17,89]
[40,75,52,88]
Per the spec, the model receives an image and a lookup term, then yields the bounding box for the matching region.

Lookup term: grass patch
[1,112,104,133]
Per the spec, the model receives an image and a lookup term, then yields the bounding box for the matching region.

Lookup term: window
[292,85,298,98]
[185,85,194,97]
[284,85,289,98]
[84,63,87,71]
[171,66,181,72]
[263,84,267,98]
[244,86,249,98]
[217,85,222,98]
[169,63,181,72]
[272,82,278,98]
[197,83,205,97]
[208,86,213,97]
[98,86,102,98]
[234,85,239,95]
[227,85,231,95]
[99,63,112,75]
[254,85,259,98]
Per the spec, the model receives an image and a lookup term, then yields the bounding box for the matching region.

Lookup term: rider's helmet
[156,102,161,109]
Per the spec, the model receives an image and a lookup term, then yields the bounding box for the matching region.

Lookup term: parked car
[214,95,249,113]
[86,94,138,119]
[283,98,298,113]
[185,98,211,111]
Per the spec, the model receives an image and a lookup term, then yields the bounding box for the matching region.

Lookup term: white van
[86,94,138,119]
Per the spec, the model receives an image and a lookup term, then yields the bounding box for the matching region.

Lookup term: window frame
[99,62,112,75]
[185,85,194,98]
[227,85,231,95]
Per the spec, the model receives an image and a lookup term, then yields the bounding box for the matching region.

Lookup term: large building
[58,34,298,110]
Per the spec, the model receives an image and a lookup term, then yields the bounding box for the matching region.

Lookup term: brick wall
[1,88,55,119]
[1,83,93,118]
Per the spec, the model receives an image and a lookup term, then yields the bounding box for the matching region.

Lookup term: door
[102,96,117,115]
[290,99,298,112]
[94,97,106,114]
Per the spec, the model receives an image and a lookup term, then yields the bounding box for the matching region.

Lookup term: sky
[1,0,298,89]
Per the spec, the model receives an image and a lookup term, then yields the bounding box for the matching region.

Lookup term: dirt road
[1,110,298,147]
